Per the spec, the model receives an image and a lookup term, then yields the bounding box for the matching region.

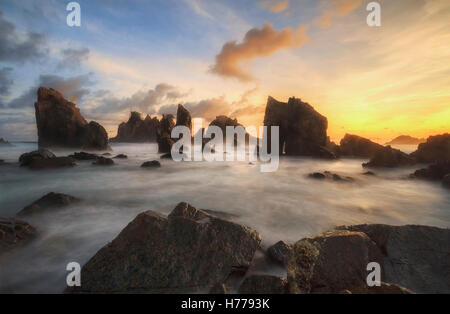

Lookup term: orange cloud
[317,0,362,28]
[211,23,308,81]
[259,0,290,13]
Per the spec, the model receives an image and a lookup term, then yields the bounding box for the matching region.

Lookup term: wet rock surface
[0,218,36,255]
[413,161,450,181]
[238,275,287,294]
[92,156,114,166]
[141,160,161,168]
[113,154,127,159]
[19,149,76,169]
[68,152,98,160]
[69,202,261,293]
[34,87,109,150]
[17,192,80,217]
[308,171,355,182]
[267,241,292,267]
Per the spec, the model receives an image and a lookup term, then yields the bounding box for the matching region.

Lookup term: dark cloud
[0,10,48,63]
[91,83,188,115]
[58,47,90,69]
[0,67,14,96]
[7,74,93,109]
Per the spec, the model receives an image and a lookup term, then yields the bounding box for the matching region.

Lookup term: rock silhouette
[339,134,384,158]
[410,133,450,163]
[111,112,160,143]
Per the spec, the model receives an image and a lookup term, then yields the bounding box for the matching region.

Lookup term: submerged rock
[17,192,80,217]
[19,148,55,166]
[0,218,36,255]
[267,241,292,267]
[113,154,127,159]
[92,156,114,166]
[110,112,160,143]
[19,149,75,169]
[34,87,109,150]
[412,161,450,181]
[308,171,354,182]
[287,224,450,293]
[238,275,287,294]
[263,96,334,159]
[339,134,384,158]
[140,160,161,168]
[69,202,261,293]
[68,152,98,160]
[363,146,415,168]
[410,133,450,163]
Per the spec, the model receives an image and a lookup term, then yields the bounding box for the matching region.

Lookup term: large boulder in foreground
[339,134,384,158]
[263,96,334,158]
[238,275,287,294]
[35,87,109,150]
[410,133,450,163]
[19,149,75,169]
[0,218,36,255]
[17,192,79,217]
[70,202,261,293]
[110,111,160,143]
[362,146,415,168]
[287,224,450,293]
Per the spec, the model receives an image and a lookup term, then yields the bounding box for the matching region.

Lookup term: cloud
[316,0,362,28]
[211,23,308,81]
[7,74,93,109]
[58,47,90,69]
[0,10,48,63]
[0,67,14,96]
[90,83,189,116]
[259,0,289,13]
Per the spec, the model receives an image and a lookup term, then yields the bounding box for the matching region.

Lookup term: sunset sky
[0,0,449,143]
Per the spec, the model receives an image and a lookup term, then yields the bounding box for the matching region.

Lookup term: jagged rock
[92,156,114,166]
[238,275,287,294]
[339,134,384,158]
[209,283,227,294]
[157,114,175,153]
[337,224,450,293]
[113,154,127,159]
[326,137,340,156]
[412,161,450,181]
[267,241,292,266]
[19,149,75,169]
[157,136,174,154]
[111,112,160,143]
[141,160,161,168]
[68,152,98,160]
[308,171,354,182]
[343,282,414,294]
[363,146,415,168]
[263,96,335,158]
[0,218,36,255]
[208,115,250,145]
[442,174,450,189]
[34,87,109,150]
[385,135,425,145]
[176,104,192,131]
[19,148,55,166]
[69,202,261,293]
[410,133,450,163]
[287,229,383,293]
[17,192,79,217]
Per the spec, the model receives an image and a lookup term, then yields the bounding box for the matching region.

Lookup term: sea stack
[34,87,109,150]
[110,111,160,143]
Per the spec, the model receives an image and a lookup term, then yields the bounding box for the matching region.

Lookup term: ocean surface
[1,142,449,293]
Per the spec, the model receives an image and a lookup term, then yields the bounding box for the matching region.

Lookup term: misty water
[1,142,449,293]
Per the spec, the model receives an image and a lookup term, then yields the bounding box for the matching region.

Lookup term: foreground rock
[35,87,109,150]
[68,152,98,160]
[110,112,160,143]
[238,275,287,294]
[263,96,335,158]
[17,192,79,217]
[0,218,36,255]
[287,224,450,293]
[413,161,450,181]
[339,134,384,158]
[267,241,292,267]
[92,156,114,166]
[410,133,450,163]
[141,160,161,168]
[363,146,415,168]
[19,149,75,169]
[308,171,354,182]
[69,202,261,293]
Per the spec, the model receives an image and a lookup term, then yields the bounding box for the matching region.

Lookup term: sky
[0,0,449,143]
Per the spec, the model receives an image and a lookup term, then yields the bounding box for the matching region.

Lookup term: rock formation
[0,138,12,146]
[157,114,175,153]
[385,135,425,145]
[339,134,384,158]
[175,104,192,131]
[287,224,450,293]
[68,152,98,160]
[19,149,76,169]
[92,156,114,166]
[141,160,161,168]
[410,133,450,163]
[17,192,80,217]
[0,218,36,255]
[34,87,109,150]
[263,96,334,158]
[362,146,415,168]
[110,112,160,143]
[69,202,261,293]
[267,241,292,267]
[238,275,287,294]
[308,171,355,182]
